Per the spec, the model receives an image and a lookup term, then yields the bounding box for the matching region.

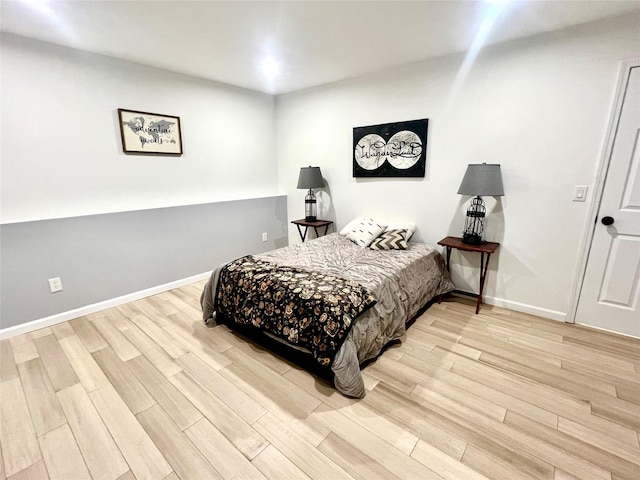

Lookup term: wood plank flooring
[1,281,639,480]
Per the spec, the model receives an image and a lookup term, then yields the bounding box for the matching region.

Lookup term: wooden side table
[291,219,333,242]
[437,236,500,314]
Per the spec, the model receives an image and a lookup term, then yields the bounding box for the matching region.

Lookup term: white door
[575,64,640,338]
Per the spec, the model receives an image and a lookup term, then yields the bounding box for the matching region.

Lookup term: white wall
[3,15,639,323]
[276,15,640,320]
[1,33,279,223]
[1,33,285,333]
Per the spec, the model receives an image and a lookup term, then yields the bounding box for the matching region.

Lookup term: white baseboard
[450,292,567,322]
[3,278,568,340]
[480,294,567,322]
[0,272,212,340]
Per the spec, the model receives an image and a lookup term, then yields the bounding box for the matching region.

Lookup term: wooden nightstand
[437,236,500,314]
[291,219,333,242]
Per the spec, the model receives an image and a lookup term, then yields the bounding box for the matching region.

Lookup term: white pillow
[345,218,387,247]
[339,217,365,235]
[386,221,416,241]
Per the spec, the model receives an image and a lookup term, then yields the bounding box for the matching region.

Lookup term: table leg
[476,253,492,314]
[296,224,307,242]
[439,246,452,304]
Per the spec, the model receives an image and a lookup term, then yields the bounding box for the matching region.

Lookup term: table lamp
[457,163,504,245]
[297,166,324,221]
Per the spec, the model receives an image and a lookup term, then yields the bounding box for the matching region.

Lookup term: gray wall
[1,196,288,329]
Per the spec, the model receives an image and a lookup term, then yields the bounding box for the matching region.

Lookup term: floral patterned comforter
[215,255,376,367]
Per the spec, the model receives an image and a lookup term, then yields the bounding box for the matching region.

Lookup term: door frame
[568,57,640,325]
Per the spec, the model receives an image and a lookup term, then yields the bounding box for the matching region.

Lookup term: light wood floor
[1,282,639,480]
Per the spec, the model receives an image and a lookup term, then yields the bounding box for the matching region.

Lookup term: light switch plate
[573,185,588,202]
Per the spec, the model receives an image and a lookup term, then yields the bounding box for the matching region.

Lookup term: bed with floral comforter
[201,233,454,398]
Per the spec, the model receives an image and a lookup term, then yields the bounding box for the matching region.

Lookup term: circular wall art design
[353,119,428,177]
[354,134,386,170]
[387,130,422,170]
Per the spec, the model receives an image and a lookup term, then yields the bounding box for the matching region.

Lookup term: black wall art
[353,118,428,177]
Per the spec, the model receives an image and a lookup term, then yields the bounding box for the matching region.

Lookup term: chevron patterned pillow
[369,229,408,250]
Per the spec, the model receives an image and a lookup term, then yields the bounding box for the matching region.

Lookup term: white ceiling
[2,0,639,95]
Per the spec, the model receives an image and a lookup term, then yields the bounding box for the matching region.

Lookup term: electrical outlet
[48,277,63,293]
[262,232,268,242]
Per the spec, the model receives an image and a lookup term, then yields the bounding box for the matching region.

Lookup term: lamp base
[461,196,486,245]
[462,232,484,245]
[304,189,317,223]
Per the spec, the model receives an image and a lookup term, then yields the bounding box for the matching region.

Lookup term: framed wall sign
[353,118,428,177]
[118,108,183,155]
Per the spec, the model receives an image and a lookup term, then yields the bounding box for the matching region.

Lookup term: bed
[201,231,454,398]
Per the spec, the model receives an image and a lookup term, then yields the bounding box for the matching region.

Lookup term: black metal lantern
[304,190,317,221]
[457,163,504,245]
[462,197,486,245]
